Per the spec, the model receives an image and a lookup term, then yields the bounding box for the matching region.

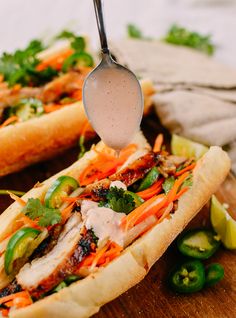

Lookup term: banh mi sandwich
[0,31,154,177]
[0,132,230,318]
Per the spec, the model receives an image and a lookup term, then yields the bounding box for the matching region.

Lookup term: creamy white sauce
[110,181,127,190]
[81,200,125,246]
[83,65,143,151]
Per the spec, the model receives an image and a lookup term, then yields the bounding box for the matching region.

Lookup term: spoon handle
[93,0,109,54]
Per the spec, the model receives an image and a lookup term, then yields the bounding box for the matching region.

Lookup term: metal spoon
[83,0,143,151]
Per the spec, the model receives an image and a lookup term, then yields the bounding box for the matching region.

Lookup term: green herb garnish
[182,174,193,188]
[104,186,135,214]
[0,39,57,86]
[22,198,62,227]
[127,24,143,39]
[164,24,215,56]
[162,176,175,194]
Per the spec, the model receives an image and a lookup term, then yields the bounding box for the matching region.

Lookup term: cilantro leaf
[127,24,143,39]
[22,198,62,227]
[38,208,61,227]
[71,37,86,52]
[162,176,175,194]
[164,24,215,56]
[106,187,135,214]
[182,174,193,188]
[55,30,77,40]
[0,39,57,86]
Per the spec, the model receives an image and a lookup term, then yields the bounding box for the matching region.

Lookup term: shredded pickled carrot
[153,133,164,152]
[71,89,82,101]
[61,203,75,223]
[0,291,32,306]
[8,191,26,206]
[78,144,137,186]
[43,104,65,113]
[136,178,164,200]
[167,172,189,203]
[120,195,161,230]
[133,196,167,226]
[174,187,189,200]
[17,214,40,230]
[79,241,123,270]
[0,116,18,128]
[175,163,196,177]
[36,48,74,71]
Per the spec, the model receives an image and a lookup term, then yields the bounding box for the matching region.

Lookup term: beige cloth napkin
[110,39,236,172]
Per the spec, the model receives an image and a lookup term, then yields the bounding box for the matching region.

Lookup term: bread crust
[8,146,230,318]
[0,66,153,177]
[0,132,150,290]
[0,102,93,177]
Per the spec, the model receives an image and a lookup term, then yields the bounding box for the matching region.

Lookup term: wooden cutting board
[0,112,235,318]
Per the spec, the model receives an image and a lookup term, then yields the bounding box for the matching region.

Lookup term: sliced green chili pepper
[168,260,205,293]
[177,229,221,259]
[5,227,43,276]
[45,175,79,208]
[125,191,144,207]
[205,263,224,287]
[64,275,81,284]
[62,52,94,72]
[52,281,67,293]
[137,167,159,191]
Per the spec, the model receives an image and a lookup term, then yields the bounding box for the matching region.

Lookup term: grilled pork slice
[41,71,85,103]
[0,87,42,109]
[0,280,22,298]
[16,214,84,298]
[81,151,160,201]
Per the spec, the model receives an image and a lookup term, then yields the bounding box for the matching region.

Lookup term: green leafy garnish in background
[22,198,62,227]
[0,39,57,86]
[127,24,144,39]
[164,24,215,56]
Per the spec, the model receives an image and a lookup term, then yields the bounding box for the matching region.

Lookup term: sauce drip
[83,64,143,151]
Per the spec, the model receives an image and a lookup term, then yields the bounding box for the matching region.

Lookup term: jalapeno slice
[62,52,94,71]
[125,191,144,208]
[177,229,221,259]
[137,167,159,192]
[4,227,42,276]
[205,263,224,287]
[45,176,79,208]
[168,260,205,293]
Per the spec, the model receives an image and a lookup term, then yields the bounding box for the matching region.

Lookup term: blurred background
[1,0,236,67]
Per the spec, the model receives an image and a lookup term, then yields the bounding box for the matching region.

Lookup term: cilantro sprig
[22,198,62,227]
[99,187,135,215]
[0,39,57,86]
[164,24,215,56]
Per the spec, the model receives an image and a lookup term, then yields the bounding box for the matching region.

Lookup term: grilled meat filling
[30,224,63,260]
[0,280,22,298]
[16,214,97,298]
[81,152,160,201]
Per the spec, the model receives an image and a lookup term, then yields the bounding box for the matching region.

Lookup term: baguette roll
[0,138,230,317]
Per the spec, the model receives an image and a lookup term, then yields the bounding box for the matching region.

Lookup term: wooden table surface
[0,112,235,318]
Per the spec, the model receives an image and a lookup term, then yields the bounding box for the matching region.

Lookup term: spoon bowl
[82,0,143,150]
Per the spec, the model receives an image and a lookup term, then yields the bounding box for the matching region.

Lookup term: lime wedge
[171,134,208,159]
[211,195,236,249]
